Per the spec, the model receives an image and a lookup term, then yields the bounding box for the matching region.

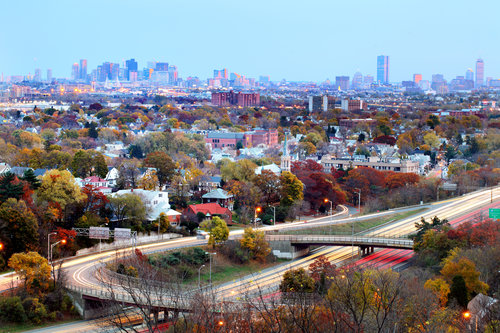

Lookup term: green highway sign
[489,208,500,219]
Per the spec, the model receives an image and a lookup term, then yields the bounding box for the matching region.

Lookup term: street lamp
[50,239,66,263]
[198,264,205,288]
[254,207,262,228]
[205,252,216,284]
[324,198,333,216]
[47,232,57,262]
[352,189,361,258]
[271,206,276,226]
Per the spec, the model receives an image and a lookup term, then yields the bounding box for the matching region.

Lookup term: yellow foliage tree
[240,227,271,262]
[424,278,451,307]
[37,169,86,211]
[440,257,489,295]
[8,252,51,296]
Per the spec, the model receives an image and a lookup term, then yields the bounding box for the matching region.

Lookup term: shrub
[22,297,49,325]
[0,296,27,323]
[177,264,194,280]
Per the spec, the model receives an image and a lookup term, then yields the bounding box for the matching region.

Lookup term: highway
[4,187,500,333]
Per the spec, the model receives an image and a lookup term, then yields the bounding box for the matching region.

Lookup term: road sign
[114,228,132,240]
[489,209,500,219]
[488,209,500,219]
[89,227,110,240]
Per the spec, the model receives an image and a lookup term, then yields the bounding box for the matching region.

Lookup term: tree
[8,251,51,296]
[309,255,336,294]
[37,169,86,212]
[413,215,449,243]
[108,193,149,226]
[280,268,315,293]
[240,227,271,262]
[423,132,440,149]
[138,170,159,190]
[448,275,468,308]
[20,168,41,190]
[0,199,39,258]
[0,171,24,203]
[144,151,176,187]
[424,278,450,307]
[93,152,108,179]
[280,171,304,206]
[254,170,281,206]
[71,150,93,178]
[200,216,229,247]
[153,212,170,234]
[440,256,489,296]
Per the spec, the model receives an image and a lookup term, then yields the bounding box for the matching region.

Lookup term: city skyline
[0,0,499,81]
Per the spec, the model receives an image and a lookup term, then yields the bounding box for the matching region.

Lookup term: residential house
[0,163,10,174]
[184,203,232,224]
[105,167,120,187]
[202,188,234,210]
[199,175,222,192]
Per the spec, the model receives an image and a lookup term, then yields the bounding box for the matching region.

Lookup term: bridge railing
[265,234,413,247]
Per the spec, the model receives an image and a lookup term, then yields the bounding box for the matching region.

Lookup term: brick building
[211,91,260,107]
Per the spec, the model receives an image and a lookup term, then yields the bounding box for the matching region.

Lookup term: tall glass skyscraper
[475,59,484,88]
[377,55,389,83]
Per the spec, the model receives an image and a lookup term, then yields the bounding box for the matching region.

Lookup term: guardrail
[265,234,414,249]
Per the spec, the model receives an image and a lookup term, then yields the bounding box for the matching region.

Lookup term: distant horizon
[1,0,498,81]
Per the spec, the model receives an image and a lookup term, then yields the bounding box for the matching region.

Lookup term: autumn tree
[240,227,271,262]
[107,193,149,227]
[309,255,337,294]
[144,151,176,188]
[280,268,315,293]
[253,170,282,206]
[279,171,303,207]
[0,171,24,203]
[37,169,86,214]
[424,277,450,307]
[8,251,51,296]
[0,199,39,258]
[200,216,229,247]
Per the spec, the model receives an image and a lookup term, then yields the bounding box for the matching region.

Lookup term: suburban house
[202,188,234,210]
[105,167,119,187]
[184,203,232,224]
[198,175,222,192]
[0,163,10,174]
[110,189,181,224]
[81,176,112,193]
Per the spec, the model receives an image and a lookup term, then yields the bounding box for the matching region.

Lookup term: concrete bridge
[266,234,414,259]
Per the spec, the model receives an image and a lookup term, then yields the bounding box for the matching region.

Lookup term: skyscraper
[465,69,474,82]
[79,59,87,80]
[351,72,363,89]
[125,58,138,81]
[475,59,484,88]
[377,55,389,83]
[71,63,79,80]
[34,68,41,82]
[47,69,52,82]
[335,76,350,90]
[214,68,228,79]
[413,74,422,84]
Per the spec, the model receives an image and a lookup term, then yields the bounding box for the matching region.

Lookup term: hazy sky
[0,0,498,82]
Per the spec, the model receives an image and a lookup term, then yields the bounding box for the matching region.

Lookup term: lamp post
[50,239,66,263]
[324,198,333,218]
[352,189,361,258]
[198,264,205,288]
[271,206,276,226]
[254,207,262,228]
[47,232,56,263]
[205,252,216,284]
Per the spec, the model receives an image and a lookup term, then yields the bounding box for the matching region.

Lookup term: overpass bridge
[265,234,414,259]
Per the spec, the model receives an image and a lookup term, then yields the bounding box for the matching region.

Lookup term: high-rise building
[71,63,79,81]
[351,72,363,89]
[155,62,169,71]
[413,74,422,84]
[214,68,228,79]
[465,69,474,81]
[364,75,374,86]
[34,68,41,82]
[377,55,389,83]
[168,65,178,85]
[125,58,138,81]
[475,59,484,88]
[79,59,87,80]
[47,69,52,82]
[335,76,350,90]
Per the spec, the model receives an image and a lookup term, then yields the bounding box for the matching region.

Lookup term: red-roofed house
[82,176,109,187]
[184,203,232,224]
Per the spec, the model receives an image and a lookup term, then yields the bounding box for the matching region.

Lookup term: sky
[0,0,499,82]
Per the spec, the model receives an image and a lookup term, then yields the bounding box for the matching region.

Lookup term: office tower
[413,74,422,84]
[465,69,474,81]
[335,76,350,90]
[351,72,363,89]
[214,68,228,79]
[377,55,389,83]
[155,62,169,71]
[79,59,87,80]
[34,68,41,82]
[364,75,374,85]
[71,63,79,80]
[259,75,270,84]
[46,69,52,82]
[125,58,138,81]
[475,59,484,88]
[168,65,178,85]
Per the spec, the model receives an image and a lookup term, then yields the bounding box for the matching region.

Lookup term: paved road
[7,187,500,332]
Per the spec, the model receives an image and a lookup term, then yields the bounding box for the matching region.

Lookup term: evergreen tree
[0,172,24,203]
[448,275,468,308]
[20,169,41,190]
